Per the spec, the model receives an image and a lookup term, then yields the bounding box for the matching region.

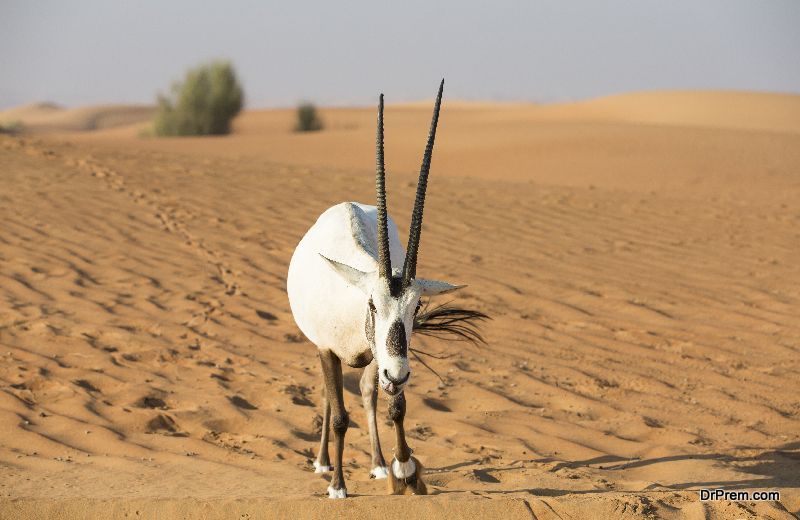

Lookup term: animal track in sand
[72,379,101,394]
[3,127,799,515]
[228,395,258,410]
[289,428,320,442]
[407,424,434,440]
[135,396,168,410]
[63,152,244,318]
[255,310,278,321]
[281,385,315,407]
[146,414,187,436]
[422,397,452,412]
[203,430,258,457]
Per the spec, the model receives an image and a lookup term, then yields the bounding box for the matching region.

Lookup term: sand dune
[0,103,155,133]
[0,102,64,121]
[54,91,800,201]
[540,91,800,134]
[398,90,800,133]
[6,90,799,136]
[1,91,799,518]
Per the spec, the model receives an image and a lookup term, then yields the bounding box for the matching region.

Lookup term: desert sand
[1,91,799,519]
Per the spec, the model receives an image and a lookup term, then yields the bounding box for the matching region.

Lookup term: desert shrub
[152,61,243,136]
[295,102,323,132]
[0,120,24,135]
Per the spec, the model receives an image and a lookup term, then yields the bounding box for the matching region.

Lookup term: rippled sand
[1,92,799,518]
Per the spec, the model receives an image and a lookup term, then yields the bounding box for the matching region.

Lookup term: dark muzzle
[381,367,410,395]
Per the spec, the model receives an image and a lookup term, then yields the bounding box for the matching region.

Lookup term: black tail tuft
[413,300,489,346]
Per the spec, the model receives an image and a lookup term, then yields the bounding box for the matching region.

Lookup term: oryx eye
[414,301,422,315]
[368,299,376,313]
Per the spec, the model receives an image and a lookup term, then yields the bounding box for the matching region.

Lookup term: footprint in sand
[283,333,305,344]
[407,424,434,440]
[422,397,452,412]
[72,379,101,393]
[255,310,278,322]
[135,396,168,410]
[472,468,501,483]
[282,385,315,407]
[228,395,258,410]
[290,429,319,442]
[146,414,187,437]
[210,372,232,385]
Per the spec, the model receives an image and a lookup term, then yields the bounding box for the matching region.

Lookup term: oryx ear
[319,254,373,294]
[415,278,466,296]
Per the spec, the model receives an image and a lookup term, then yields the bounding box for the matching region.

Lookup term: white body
[287,202,405,366]
[291,81,452,499]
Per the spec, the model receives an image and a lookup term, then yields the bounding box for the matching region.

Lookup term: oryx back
[287,202,405,359]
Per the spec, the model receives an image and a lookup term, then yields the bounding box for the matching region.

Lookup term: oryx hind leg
[360,360,387,479]
[319,349,349,498]
[314,383,332,473]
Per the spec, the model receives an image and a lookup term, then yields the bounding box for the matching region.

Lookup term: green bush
[295,102,323,132]
[153,61,243,136]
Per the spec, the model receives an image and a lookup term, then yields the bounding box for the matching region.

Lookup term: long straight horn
[402,79,444,288]
[375,93,392,280]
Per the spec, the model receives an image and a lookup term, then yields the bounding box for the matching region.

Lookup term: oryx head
[323,80,463,395]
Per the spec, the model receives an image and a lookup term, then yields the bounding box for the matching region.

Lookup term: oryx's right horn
[375,93,392,281]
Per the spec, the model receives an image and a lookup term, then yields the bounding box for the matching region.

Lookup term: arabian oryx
[287,80,487,498]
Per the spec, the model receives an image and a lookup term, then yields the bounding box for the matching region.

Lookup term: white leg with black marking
[392,456,416,479]
[319,350,349,499]
[360,360,388,479]
[314,460,332,473]
[386,392,427,495]
[327,485,347,499]
[370,466,389,479]
[314,382,332,472]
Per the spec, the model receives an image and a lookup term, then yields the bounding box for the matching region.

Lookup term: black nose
[383,369,410,385]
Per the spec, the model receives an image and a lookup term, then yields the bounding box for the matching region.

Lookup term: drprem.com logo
[700,489,780,501]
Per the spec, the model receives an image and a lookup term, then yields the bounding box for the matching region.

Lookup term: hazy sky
[1,1,799,109]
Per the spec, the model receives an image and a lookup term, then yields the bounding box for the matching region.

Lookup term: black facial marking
[386,320,407,357]
[365,299,376,349]
[389,276,403,298]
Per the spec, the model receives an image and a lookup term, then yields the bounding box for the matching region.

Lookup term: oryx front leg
[360,360,387,479]
[318,349,349,498]
[313,384,332,473]
[387,392,427,495]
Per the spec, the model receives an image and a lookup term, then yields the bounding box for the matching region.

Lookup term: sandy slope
[59,91,800,201]
[1,92,799,519]
[538,91,800,134]
[0,103,155,133]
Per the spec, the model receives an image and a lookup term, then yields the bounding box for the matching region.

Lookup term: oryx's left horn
[402,79,444,288]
